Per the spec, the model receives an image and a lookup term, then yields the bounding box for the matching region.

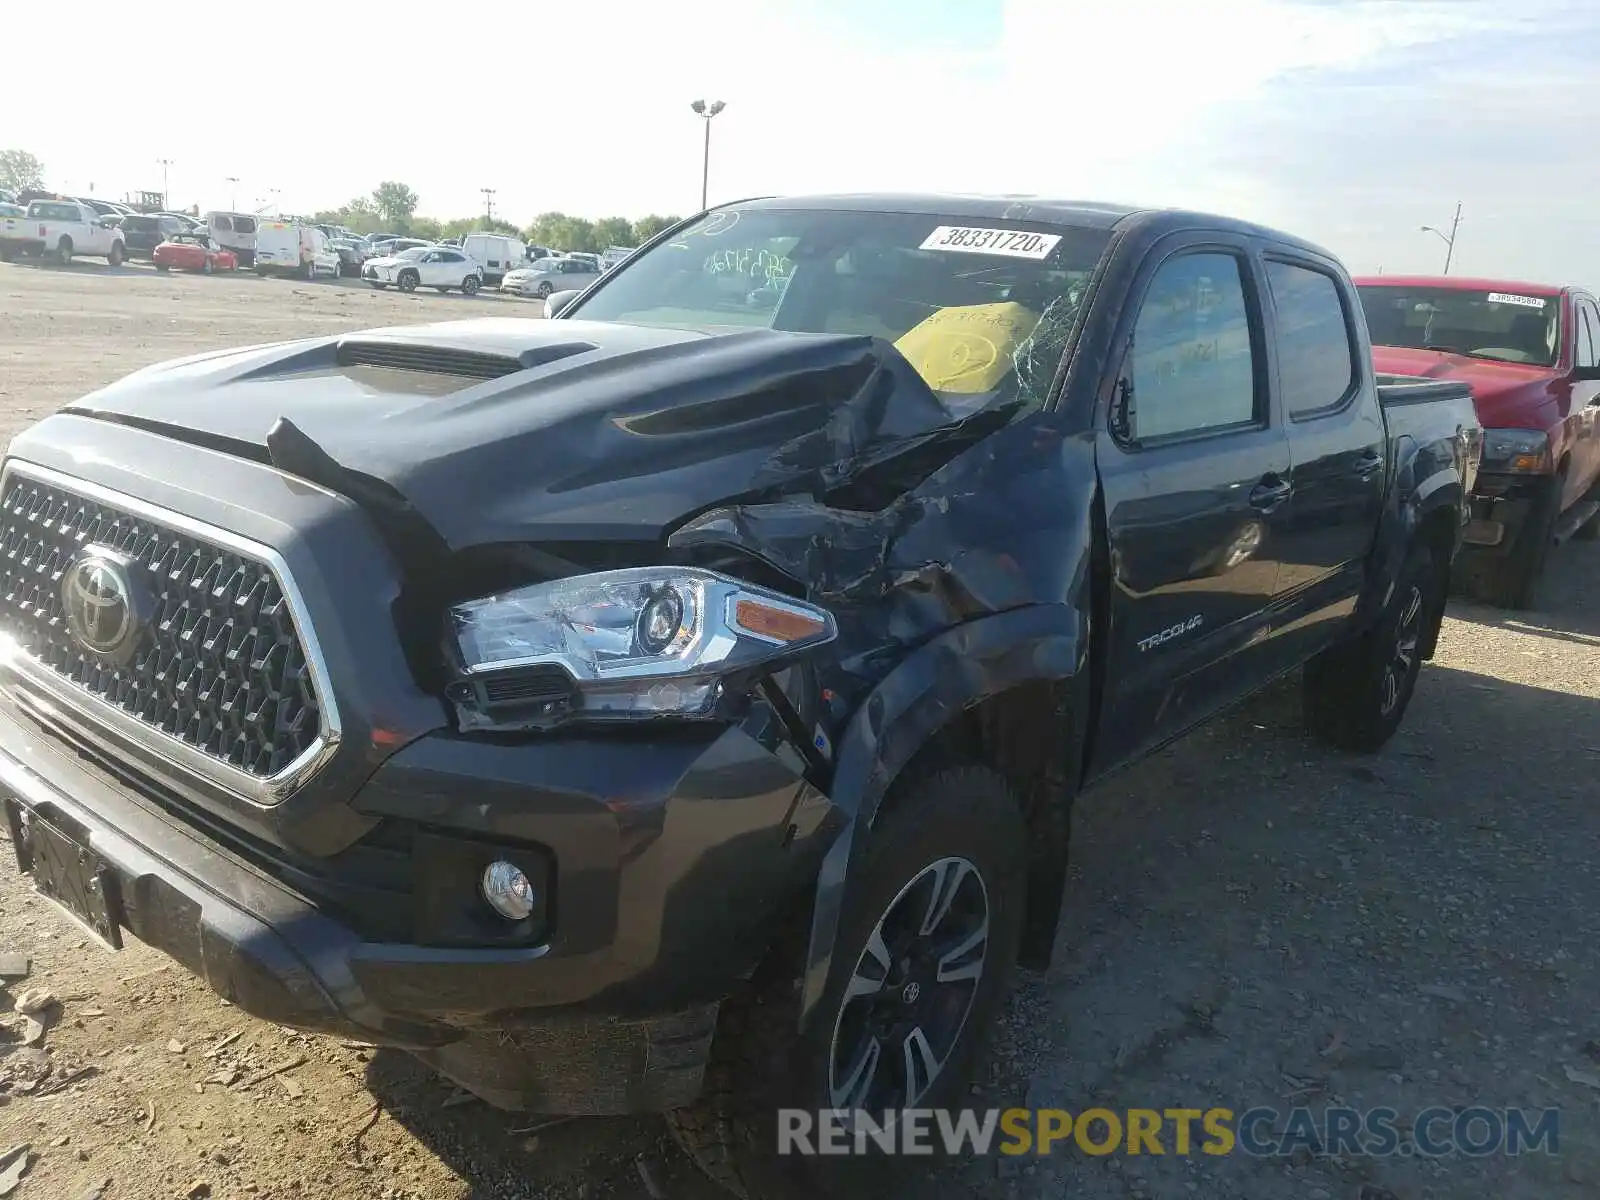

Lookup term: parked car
[153,231,238,274]
[0,188,14,206]
[71,197,126,218]
[563,250,601,270]
[0,198,126,265]
[1356,275,1600,608]
[370,237,430,259]
[117,214,192,259]
[0,202,22,219]
[362,244,481,293]
[254,220,340,279]
[525,243,554,261]
[0,193,1480,1200]
[202,212,258,267]
[329,238,368,277]
[499,254,600,298]
[600,245,636,271]
[460,233,525,286]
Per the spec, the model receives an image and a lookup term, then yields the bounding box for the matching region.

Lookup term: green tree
[0,149,45,194]
[592,216,634,249]
[371,181,420,231]
[630,214,680,244]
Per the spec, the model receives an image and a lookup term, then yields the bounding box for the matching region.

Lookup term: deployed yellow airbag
[893,302,1041,394]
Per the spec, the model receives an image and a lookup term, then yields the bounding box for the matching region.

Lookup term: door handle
[1249,474,1293,512]
[1353,450,1384,479]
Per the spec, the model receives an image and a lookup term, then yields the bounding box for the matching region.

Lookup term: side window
[1126,252,1259,442]
[1265,260,1358,417]
[1576,300,1598,369]
[214,216,232,233]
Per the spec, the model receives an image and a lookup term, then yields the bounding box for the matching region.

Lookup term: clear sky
[10,0,1595,284]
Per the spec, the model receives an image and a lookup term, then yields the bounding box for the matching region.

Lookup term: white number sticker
[919,226,1062,260]
[1486,292,1548,309]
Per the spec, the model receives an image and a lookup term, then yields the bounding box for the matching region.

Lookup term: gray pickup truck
[0,194,1478,1198]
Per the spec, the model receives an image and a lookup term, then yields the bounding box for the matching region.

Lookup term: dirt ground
[1,260,1598,1200]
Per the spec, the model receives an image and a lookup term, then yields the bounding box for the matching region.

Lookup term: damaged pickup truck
[0,195,1479,1197]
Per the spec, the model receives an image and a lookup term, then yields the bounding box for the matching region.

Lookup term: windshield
[394,247,429,261]
[1357,285,1562,367]
[570,206,1112,413]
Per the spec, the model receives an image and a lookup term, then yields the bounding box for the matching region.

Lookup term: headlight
[446,566,836,730]
[1480,428,1550,473]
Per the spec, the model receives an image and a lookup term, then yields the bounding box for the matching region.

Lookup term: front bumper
[0,683,838,1112]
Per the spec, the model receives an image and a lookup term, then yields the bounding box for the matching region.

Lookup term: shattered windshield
[569,206,1113,414]
[1357,285,1562,367]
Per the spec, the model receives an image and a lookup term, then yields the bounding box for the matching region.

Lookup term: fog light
[480,861,536,921]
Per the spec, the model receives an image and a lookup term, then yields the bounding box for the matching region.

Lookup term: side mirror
[545,290,581,318]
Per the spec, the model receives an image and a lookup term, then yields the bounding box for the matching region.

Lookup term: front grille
[0,468,325,783]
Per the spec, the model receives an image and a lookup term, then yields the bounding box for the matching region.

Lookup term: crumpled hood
[64,317,958,549]
[1370,345,1561,429]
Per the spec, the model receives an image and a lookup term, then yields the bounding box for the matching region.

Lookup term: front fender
[797,602,1088,1032]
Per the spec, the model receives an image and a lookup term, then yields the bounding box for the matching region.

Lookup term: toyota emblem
[62,551,140,662]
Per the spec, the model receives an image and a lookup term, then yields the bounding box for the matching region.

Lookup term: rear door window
[1577,299,1599,369]
[1265,260,1359,418]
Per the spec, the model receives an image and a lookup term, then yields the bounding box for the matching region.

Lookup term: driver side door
[1565,295,1600,509]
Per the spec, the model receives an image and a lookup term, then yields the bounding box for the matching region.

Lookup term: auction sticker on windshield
[1486,292,1548,309]
[920,226,1062,259]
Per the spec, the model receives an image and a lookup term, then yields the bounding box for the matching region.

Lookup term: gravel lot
[0,260,1597,1200]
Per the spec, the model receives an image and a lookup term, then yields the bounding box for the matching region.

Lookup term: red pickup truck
[1354,276,1600,607]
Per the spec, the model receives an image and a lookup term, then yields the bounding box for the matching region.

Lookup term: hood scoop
[335,336,598,380]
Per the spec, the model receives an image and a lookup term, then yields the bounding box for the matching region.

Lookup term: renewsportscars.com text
[778,1106,1560,1158]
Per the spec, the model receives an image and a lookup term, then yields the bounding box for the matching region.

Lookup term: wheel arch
[797,603,1092,1032]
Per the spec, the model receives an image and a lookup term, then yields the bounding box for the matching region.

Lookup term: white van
[460,233,524,285]
[203,212,258,266]
[254,221,340,279]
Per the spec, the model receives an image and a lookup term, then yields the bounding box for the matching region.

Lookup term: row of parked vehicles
[0,190,638,289]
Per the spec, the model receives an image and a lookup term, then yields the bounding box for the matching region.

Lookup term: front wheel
[107,243,124,268]
[155,263,170,272]
[669,765,1027,1199]
[1305,543,1439,752]
[202,257,213,274]
[55,238,73,267]
[397,270,419,293]
[462,274,480,295]
[535,281,552,299]
[1479,474,1560,609]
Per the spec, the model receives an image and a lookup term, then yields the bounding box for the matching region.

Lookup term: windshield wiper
[1422,345,1522,363]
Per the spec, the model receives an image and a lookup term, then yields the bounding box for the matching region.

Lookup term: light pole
[156,158,174,209]
[225,176,240,211]
[481,187,497,225]
[690,99,726,211]
[266,188,281,218]
[1421,202,1463,275]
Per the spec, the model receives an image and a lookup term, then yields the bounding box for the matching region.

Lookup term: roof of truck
[724,192,1333,255]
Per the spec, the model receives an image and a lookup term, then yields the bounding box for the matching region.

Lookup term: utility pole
[481,187,496,225]
[225,176,240,211]
[156,158,174,209]
[1420,202,1463,275]
[690,99,727,211]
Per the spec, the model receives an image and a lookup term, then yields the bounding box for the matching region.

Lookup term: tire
[462,274,480,296]
[202,257,213,274]
[536,281,552,299]
[55,238,73,267]
[669,765,1027,1199]
[369,282,388,290]
[301,258,315,281]
[1573,479,1600,541]
[1479,474,1560,609]
[155,263,170,272]
[397,270,419,293]
[1304,544,1438,753]
[107,242,124,268]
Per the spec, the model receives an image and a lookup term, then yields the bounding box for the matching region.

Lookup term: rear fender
[797,602,1089,1033]
[1356,434,1466,658]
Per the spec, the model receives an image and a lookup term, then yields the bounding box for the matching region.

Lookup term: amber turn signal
[733,599,829,644]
